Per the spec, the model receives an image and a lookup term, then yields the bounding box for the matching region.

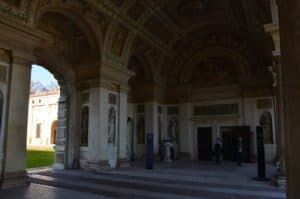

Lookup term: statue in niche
[268,65,278,88]
[260,111,273,144]
[111,26,127,56]
[158,116,163,143]
[168,118,177,143]
[108,107,116,144]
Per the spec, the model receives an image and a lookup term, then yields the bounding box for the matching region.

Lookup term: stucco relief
[191,58,239,87]
[2,0,22,8]
[111,24,128,56]
[0,0,33,23]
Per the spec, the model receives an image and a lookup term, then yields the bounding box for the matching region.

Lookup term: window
[36,123,41,139]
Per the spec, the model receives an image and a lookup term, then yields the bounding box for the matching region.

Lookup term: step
[29,171,285,199]
[29,174,202,199]
[35,169,284,194]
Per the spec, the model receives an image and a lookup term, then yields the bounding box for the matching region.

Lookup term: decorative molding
[0,0,33,24]
[13,55,32,67]
[191,114,240,123]
[264,23,280,55]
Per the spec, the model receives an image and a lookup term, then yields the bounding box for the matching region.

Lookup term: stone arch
[31,7,102,169]
[34,6,102,85]
[34,6,101,57]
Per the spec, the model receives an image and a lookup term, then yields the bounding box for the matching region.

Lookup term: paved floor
[0,161,286,199]
[0,184,110,199]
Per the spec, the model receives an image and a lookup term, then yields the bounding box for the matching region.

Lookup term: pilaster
[2,55,31,188]
[179,103,192,159]
[264,0,286,182]
[145,102,159,155]
[278,1,300,198]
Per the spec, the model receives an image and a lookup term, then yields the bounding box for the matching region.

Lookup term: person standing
[237,136,243,166]
[214,138,222,166]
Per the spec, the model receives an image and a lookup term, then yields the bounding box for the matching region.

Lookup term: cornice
[100,62,134,86]
[13,55,32,67]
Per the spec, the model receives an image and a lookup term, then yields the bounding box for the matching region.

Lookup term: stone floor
[0,161,286,199]
[0,184,110,199]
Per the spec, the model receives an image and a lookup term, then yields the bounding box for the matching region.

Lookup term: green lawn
[26,149,55,169]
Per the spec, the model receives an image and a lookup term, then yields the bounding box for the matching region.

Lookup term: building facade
[0,1,299,198]
[27,91,59,147]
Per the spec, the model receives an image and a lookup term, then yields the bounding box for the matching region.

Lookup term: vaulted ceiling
[0,0,274,91]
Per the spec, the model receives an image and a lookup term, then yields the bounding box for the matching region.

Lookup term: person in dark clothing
[214,138,222,166]
[237,136,243,166]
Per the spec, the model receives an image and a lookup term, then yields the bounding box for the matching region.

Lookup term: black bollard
[146,133,154,169]
[255,126,266,180]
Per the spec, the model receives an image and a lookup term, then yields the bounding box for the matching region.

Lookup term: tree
[30,81,59,94]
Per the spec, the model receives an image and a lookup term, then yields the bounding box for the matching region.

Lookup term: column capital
[12,56,32,68]
[119,85,130,93]
[0,49,11,64]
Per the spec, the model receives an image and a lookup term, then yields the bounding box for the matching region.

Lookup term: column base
[273,175,286,189]
[178,152,191,160]
[1,171,29,189]
[87,160,110,172]
[53,163,65,170]
[118,158,130,168]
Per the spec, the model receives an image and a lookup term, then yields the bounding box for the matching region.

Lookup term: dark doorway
[221,126,251,162]
[197,127,212,161]
[51,120,58,145]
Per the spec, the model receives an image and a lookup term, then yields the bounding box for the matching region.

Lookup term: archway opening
[26,65,60,169]
[51,120,58,145]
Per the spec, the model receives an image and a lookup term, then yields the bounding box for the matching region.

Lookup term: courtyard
[26,146,55,169]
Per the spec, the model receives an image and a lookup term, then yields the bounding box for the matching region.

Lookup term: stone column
[145,102,159,155]
[0,49,11,187]
[273,58,286,176]
[87,87,110,170]
[54,91,69,169]
[265,0,286,179]
[118,86,130,167]
[278,1,300,198]
[2,56,31,188]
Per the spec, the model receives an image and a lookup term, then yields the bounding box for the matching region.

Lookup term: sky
[31,65,58,85]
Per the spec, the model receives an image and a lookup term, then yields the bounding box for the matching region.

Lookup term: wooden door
[197,127,213,161]
[222,130,235,161]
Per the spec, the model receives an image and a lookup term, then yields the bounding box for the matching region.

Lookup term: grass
[26,148,55,169]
